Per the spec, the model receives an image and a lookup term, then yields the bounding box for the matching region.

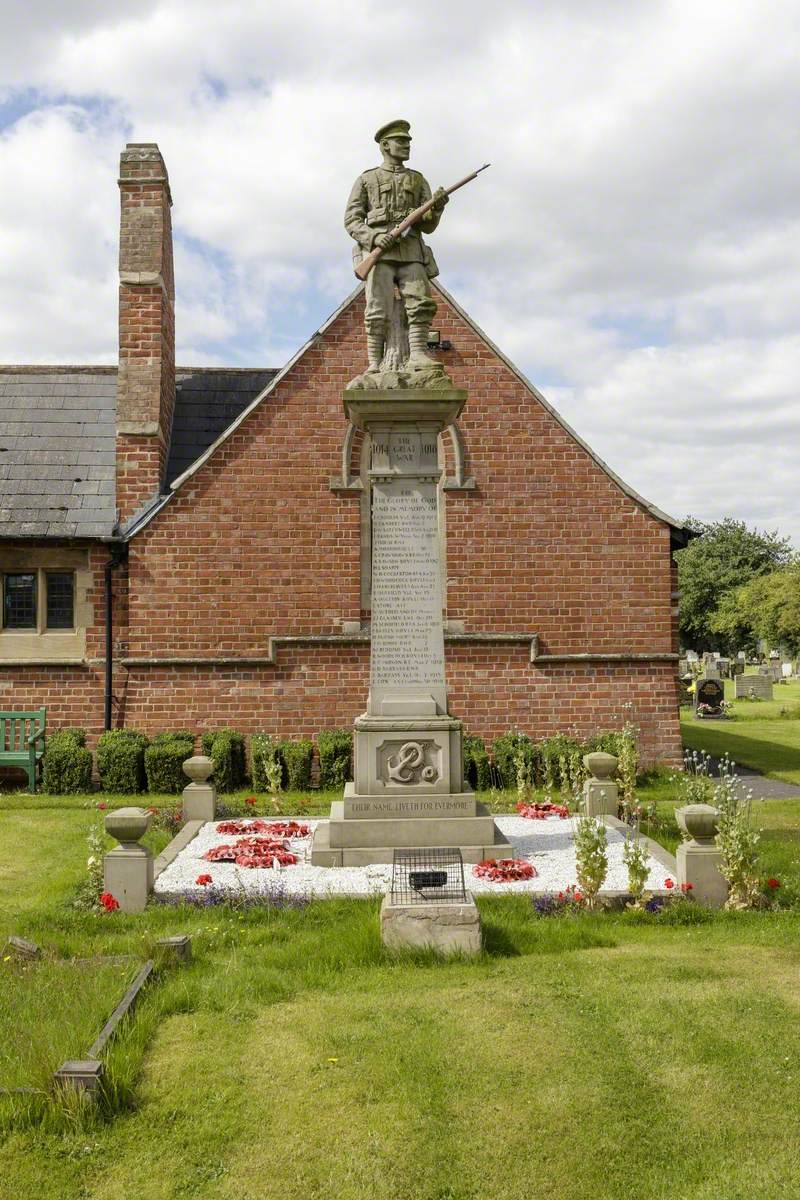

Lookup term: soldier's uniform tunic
[344,164,441,338]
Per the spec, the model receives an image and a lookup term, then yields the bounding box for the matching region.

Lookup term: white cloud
[1,0,799,541]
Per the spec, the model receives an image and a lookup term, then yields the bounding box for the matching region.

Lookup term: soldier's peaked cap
[374,119,411,143]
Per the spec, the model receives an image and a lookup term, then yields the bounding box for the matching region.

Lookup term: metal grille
[46,571,74,629]
[390,848,467,905]
[3,574,36,629]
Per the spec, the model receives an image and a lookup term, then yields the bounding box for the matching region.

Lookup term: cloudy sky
[1,1,799,543]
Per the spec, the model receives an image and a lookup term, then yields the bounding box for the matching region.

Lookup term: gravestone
[735,673,773,701]
[311,392,509,866]
[694,677,724,716]
[679,673,694,705]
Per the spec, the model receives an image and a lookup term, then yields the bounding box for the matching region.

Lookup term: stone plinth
[582,752,619,817]
[182,755,216,821]
[103,807,153,913]
[380,894,482,956]
[311,387,507,867]
[675,803,728,907]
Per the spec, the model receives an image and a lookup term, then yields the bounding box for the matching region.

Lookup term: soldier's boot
[406,323,438,370]
[366,331,385,373]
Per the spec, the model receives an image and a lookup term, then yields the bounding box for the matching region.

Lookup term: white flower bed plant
[153,815,672,900]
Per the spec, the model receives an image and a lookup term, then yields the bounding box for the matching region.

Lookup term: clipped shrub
[492,731,537,790]
[42,728,93,795]
[276,738,314,791]
[584,730,623,758]
[144,732,195,794]
[317,729,353,789]
[201,728,247,794]
[96,729,149,794]
[463,734,492,791]
[251,733,282,792]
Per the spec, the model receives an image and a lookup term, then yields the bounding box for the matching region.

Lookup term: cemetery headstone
[734,673,773,701]
[695,677,725,717]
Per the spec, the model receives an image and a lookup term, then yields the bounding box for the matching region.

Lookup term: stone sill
[0,659,87,667]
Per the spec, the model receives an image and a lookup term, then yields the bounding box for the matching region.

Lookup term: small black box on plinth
[390,848,467,905]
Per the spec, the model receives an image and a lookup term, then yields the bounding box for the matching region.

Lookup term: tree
[674,518,794,653]
[715,566,800,657]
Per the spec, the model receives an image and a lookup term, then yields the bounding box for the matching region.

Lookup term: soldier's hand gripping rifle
[353,162,490,281]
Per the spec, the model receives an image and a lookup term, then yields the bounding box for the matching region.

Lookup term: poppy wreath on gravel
[215,819,311,838]
[473,858,537,882]
[203,836,298,868]
[516,801,569,819]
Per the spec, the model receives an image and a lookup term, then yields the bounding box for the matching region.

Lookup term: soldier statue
[345,119,450,388]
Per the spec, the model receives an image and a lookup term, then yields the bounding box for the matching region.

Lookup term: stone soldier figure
[345,119,449,386]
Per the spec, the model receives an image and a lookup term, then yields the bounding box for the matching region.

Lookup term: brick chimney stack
[116,143,176,525]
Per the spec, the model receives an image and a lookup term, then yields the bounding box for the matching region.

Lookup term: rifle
[353,162,490,281]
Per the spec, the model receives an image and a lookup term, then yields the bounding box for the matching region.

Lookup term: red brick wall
[2,288,682,768]
[116,287,682,765]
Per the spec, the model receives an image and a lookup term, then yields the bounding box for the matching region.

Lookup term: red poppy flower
[98,803,107,811]
[665,878,675,889]
[573,891,583,902]
[245,796,257,807]
[767,878,780,889]
[99,891,120,912]
[196,874,213,886]
[680,882,693,893]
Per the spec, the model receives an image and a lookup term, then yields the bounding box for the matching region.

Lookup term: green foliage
[42,728,93,795]
[144,733,194,794]
[622,829,649,901]
[201,729,247,794]
[715,565,800,658]
[584,730,623,757]
[675,517,794,653]
[317,729,353,789]
[715,768,762,909]
[463,734,492,791]
[573,814,608,908]
[96,730,149,794]
[492,731,536,790]
[276,738,314,791]
[250,733,283,792]
[539,734,582,789]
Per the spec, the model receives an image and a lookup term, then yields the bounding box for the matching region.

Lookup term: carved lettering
[370,480,445,690]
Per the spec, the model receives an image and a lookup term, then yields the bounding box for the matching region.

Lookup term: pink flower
[196,873,213,886]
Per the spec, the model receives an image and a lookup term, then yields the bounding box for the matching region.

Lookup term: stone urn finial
[183,755,214,784]
[583,752,618,781]
[104,807,151,848]
[676,804,719,846]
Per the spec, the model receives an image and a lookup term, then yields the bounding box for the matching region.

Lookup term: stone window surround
[0,548,91,664]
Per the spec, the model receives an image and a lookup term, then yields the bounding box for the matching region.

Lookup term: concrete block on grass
[380,894,482,956]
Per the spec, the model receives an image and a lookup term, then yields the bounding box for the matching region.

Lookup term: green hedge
[584,730,623,758]
[144,732,195,795]
[250,733,282,791]
[201,729,247,794]
[463,734,492,791]
[491,731,537,790]
[96,730,149,794]
[317,729,353,789]
[539,733,583,788]
[42,728,93,795]
[276,738,314,791]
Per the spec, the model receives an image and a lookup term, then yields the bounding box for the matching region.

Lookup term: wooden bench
[0,709,46,792]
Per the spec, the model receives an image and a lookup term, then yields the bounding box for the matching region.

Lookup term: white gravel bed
[153,815,673,899]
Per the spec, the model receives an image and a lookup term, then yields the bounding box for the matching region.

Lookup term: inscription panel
[370,479,445,691]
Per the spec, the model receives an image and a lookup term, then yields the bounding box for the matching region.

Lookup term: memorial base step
[309,819,512,867]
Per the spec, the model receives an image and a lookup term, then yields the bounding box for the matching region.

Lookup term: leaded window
[45,571,74,630]
[3,573,36,629]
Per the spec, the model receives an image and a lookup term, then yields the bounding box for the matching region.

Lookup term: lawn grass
[1,732,799,1198]
[681,676,800,783]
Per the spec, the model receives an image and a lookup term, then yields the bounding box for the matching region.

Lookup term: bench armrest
[27,727,45,747]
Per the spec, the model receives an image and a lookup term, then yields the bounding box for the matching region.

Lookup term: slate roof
[0,367,117,539]
[0,366,278,540]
